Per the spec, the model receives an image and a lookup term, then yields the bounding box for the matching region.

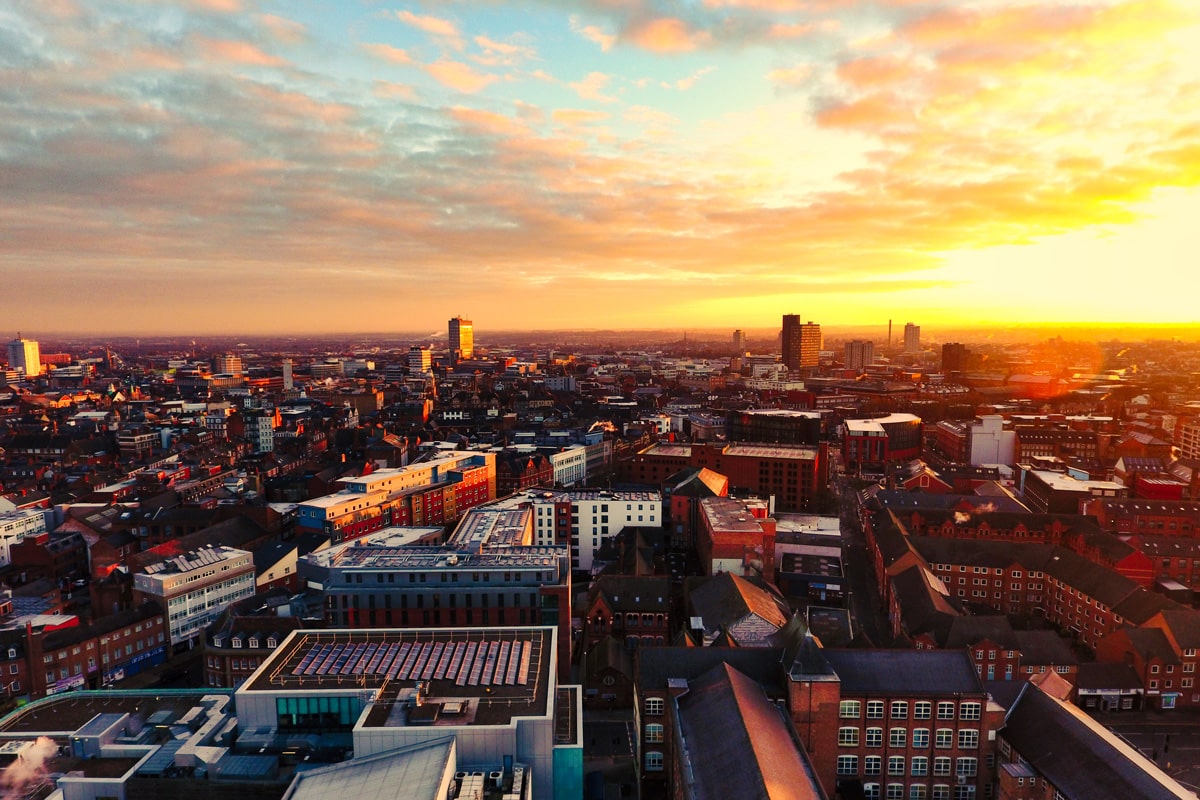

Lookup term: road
[835,476,889,646]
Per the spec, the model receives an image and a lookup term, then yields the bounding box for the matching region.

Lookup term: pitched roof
[587,575,671,613]
[1003,682,1192,799]
[823,649,984,695]
[674,662,825,800]
[688,573,790,645]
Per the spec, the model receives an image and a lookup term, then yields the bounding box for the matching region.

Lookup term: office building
[903,322,921,354]
[782,314,802,371]
[799,322,822,369]
[941,342,970,373]
[732,328,747,355]
[213,353,244,375]
[448,317,474,364]
[132,545,257,652]
[6,335,41,378]
[236,625,583,800]
[844,339,874,371]
[409,345,433,373]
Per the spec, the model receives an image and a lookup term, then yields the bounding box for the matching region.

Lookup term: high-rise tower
[449,317,474,364]
[6,335,41,378]
[781,314,802,371]
[903,323,921,354]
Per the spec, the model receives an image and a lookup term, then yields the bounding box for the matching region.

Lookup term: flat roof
[243,627,555,729]
[311,545,565,571]
[447,507,532,550]
[721,443,820,459]
[0,692,225,735]
[700,498,766,533]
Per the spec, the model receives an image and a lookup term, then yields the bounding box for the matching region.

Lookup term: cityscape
[3,1,1199,800]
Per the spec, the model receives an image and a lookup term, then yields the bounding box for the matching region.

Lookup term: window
[932,786,950,800]
[867,700,885,718]
[839,727,861,747]
[956,757,978,778]
[912,756,929,776]
[645,751,663,772]
[891,701,908,719]
[958,729,979,749]
[913,728,930,748]
[960,702,981,721]
[645,724,663,744]
[890,728,907,748]
[887,784,905,800]
[645,697,664,716]
[889,756,905,776]
[935,729,954,749]
[837,755,859,776]
[1151,664,1160,674]
[864,784,881,800]
[865,756,882,776]
[866,727,883,747]
[937,702,955,719]
[910,786,928,800]
[841,700,863,718]
[933,756,952,776]
[914,701,932,719]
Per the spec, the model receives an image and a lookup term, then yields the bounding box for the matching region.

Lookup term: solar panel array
[287,636,534,686]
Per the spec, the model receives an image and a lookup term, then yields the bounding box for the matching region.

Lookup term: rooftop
[243,627,555,729]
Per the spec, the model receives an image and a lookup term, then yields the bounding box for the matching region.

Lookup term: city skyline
[3,0,1198,335]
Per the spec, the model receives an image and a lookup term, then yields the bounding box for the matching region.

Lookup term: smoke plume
[1,736,58,792]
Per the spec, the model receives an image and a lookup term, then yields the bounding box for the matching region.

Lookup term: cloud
[472,34,535,67]
[394,9,463,49]
[257,14,307,44]
[372,80,416,100]
[362,42,413,64]
[451,107,531,138]
[569,72,617,103]
[766,63,812,89]
[194,37,287,67]
[623,17,711,53]
[552,108,610,126]
[426,59,499,93]
[570,16,616,51]
[667,66,715,90]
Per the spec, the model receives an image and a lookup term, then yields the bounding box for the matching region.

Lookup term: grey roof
[674,662,825,800]
[637,647,786,694]
[944,615,1018,651]
[1076,662,1144,692]
[822,649,984,695]
[1003,682,1193,799]
[1011,631,1077,665]
[281,737,455,800]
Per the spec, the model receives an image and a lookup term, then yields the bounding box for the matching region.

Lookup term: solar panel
[446,643,464,681]
[458,642,478,686]
[495,641,511,686]
[506,642,522,685]
[433,643,452,680]
[517,641,532,685]
[384,643,408,677]
[479,642,497,686]
[423,642,444,680]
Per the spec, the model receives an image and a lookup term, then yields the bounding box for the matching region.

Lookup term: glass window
[866,727,883,747]
[891,701,908,719]
[888,756,905,776]
[887,784,905,800]
[933,756,952,776]
[839,727,861,747]
[841,700,863,718]
[890,728,907,748]
[958,729,979,750]
[935,729,954,749]
[838,755,859,776]
[867,700,885,718]
[956,757,978,778]
[932,786,950,800]
[914,701,932,719]
[645,724,664,744]
[645,751,664,772]
[645,697,664,716]
[913,728,930,748]
[937,702,955,720]
[864,784,881,800]
[865,756,882,776]
[912,756,929,776]
[960,702,981,721]
[910,786,928,800]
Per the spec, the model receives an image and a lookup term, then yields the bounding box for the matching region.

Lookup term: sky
[2,0,1198,336]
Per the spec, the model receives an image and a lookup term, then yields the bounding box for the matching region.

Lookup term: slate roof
[637,646,786,695]
[1121,627,1181,666]
[822,649,984,695]
[1003,682,1192,799]
[674,662,825,800]
[1075,662,1144,692]
[890,565,960,645]
[587,575,671,613]
[943,615,1018,651]
[1012,631,1077,666]
[688,573,790,644]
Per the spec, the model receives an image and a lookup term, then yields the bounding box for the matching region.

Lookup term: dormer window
[266,637,277,648]
[232,638,243,648]
[248,638,259,649]
[6,648,14,660]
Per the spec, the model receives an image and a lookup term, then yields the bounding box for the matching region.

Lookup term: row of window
[838,727,979,750]
[836,754,978,777]
[839,700,981,721]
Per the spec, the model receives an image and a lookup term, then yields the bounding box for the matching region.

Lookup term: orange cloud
[473,35,535,67]
[426,59,498,93]
[766,64,812,89]
[394,10,463,48]
[373,80,416,100]
[451,107,531,138]
[195,37,287,67]
[362,43,413,64]
[837,55,915,87]
[624,18,711,53]
[569,72,617,103]
[258,14,307,44]
[570,17,616,51]
[552,109,610,126]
